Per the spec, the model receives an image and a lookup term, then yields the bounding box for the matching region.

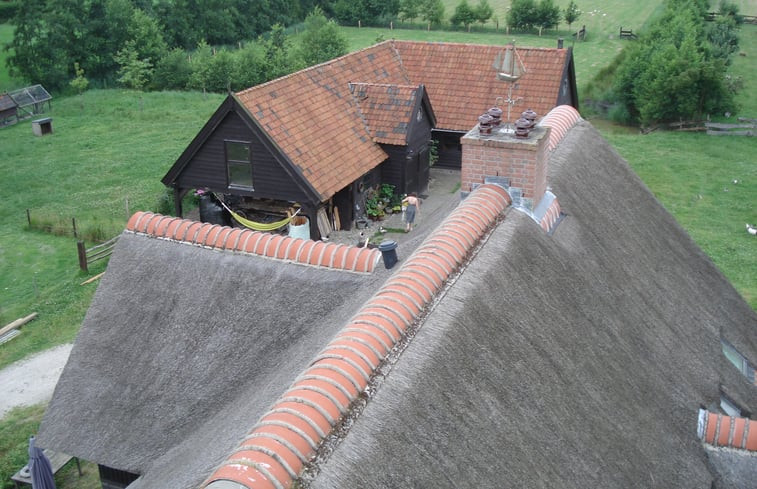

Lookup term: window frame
[225,140,253,190]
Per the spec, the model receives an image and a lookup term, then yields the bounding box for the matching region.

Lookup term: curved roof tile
[538,104,582,152]
[125,212,380,273]
[203,183,511,489]
[698,409,757,451]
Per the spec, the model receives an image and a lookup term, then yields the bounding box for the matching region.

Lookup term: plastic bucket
[288,216,310,240]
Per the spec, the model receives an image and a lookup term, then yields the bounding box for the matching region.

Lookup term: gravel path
[0,344,72,418]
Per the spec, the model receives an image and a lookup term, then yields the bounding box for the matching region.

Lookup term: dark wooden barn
[163,40,577,235]
[162,42,438,239]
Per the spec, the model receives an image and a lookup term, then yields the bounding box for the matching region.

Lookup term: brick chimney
[461,120,551,207]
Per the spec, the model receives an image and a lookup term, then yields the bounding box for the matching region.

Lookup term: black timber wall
[175,111,313,204]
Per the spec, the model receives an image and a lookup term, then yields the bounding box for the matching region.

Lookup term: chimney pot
[515,117,531,138]
[478,114,494,134]
[487,107,503,126]
[522,109,538,127]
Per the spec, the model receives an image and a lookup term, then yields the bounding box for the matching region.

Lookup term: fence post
[72,217,78,238]
[26,209,31,227]
[77,240,88,272]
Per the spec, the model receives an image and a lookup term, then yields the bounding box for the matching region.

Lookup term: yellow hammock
[215,197,300,232]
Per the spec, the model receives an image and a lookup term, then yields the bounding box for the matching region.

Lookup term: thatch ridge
[307,122,757,488]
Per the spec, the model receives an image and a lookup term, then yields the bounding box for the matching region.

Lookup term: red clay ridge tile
[539,105,582,153]
[698,409,757,451]
[203,183,509,489]
[125,212,380,273]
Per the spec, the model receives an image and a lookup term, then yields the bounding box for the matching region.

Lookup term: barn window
[226,140,253,189]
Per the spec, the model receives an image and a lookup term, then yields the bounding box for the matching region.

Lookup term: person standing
[402,192,420,232]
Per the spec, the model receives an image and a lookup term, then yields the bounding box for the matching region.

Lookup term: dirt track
[0,344,72,418]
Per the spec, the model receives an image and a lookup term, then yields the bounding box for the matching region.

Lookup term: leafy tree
[420,0,445,26]
[127,8,168,65]
[564,1,581,30]
[152,48,192,91]
[299,7,348,66]
[451,0,477,29]
[69,62,89,95]
[535,0,561,34]
[399,0,420,22]
[70,61,89,109]
[114,41,153,91]
[613,0,737,126]
[507,0,537,30]
[475,0,493,26]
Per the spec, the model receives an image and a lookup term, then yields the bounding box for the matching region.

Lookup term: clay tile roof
[350,83,420,145]
[125,212,381,273]
[234,43,411,200]
[539,104,583,152]
[203,184,511,489]
[393,41,569,131]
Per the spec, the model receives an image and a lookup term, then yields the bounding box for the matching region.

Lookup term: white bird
[747,224,757,236]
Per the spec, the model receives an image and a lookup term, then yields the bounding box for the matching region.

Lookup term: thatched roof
[37,233,386,488]
[39,120,756,488]
[307,122,757,488]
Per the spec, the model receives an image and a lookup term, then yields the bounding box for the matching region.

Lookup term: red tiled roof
[698,409,757,451]
[235,43,411,200]
[350,83,420,145]
[394,41,570,131]
[231,41,570,201]
[203,184,512,489]
[125,212,381,273]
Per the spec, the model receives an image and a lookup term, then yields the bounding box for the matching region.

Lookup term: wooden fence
[706,118,756,136]
[706,12,757,24]
[643,117,755,136]
[572,25,586,41]
[619,27,637,39]
[77,236,119,272]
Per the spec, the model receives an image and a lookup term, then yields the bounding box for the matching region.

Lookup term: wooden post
[125,197,130,220]
[26,209,31,227]
[72,217,78,238]
[77,240,88,272]
[358,20,361,28]
[390,21,393,30]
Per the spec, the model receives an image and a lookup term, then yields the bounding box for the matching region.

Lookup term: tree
[152,48,192,91]
[299,7,348,66]
[114,41,153,92]
[475,0,493,27]
[399,0,420,23]
[564,1,581,30]
[420,0,445,27]
[535,0,561,34]
[507,0,537,31]
[613,0,737,126]
[69,61,89,109]
[69,62,89,95]
[451,0,477,30]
